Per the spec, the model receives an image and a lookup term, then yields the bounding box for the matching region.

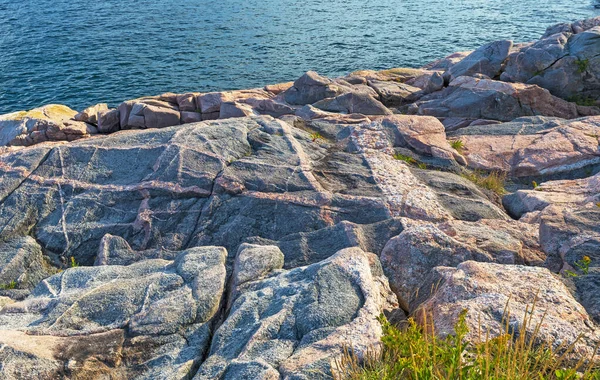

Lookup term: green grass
[70,256,79,268]
[0,281,17,290]
[393,153,418,165]
[449,139,464,153]
[567,95,597,107]
[576,58,590,74]
[334,309,600,380]
[310,132,323,142]
[461,170,507,196]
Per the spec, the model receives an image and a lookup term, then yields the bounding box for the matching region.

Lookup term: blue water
[0,0,598,114]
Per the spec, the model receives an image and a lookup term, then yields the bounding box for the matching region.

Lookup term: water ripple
[0,0,598,113]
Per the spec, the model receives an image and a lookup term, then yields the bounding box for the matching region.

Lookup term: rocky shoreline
[0,16,599,379]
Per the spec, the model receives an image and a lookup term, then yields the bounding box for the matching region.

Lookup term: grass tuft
[0,281,17,290]
[70,256,79,268]
[449,139,464,153]
[568,95,597,107]
[310,132,323,142]
[334,306,600,380]
[393,153,418,165]
[576,58,590,74]
[461,170,507,195]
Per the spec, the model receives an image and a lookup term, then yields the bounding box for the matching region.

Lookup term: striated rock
[446,40,513,81]
[380,219,543,311]
[195,247,397,380]
[416,261,599,358]
[74,103,109,125]
[409,76,597,122]
[0,247,227,379]
[451,115,600,178]
[313,92,392,115]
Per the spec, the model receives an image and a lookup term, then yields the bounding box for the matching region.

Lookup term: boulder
[195,248,397,380]
[539,205,600,273]
[367,80,423,107]
[181,111,203,124]
[348,67,428,83]
[381,115,464,161]
[422,51,473,71]
[0,104,80,146]
[74,103,109,125]
[502,17,600,100]
[380,219,544,311]
[313,92,392,115]
[408,76,597,122]
[142,103,181,129]
[264,81,294,95]
[176,93,199,112]
[97,108,121,133]
[295,105,370,124]
[405,71,445,94]
[283,71,349,105]
[445,40,513,81]
[0,248,227,379]
[219,101,258,119]
[416,261,599,358]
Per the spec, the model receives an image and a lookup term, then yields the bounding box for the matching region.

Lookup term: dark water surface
[0,0,598,113]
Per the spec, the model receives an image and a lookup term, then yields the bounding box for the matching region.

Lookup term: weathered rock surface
[0,237,55,299]
[408,76,597,123]
[0,104,96,146]
[416,261,599,358]
[450,115,600,178]
[74,103,109,125]
[502,17,600,100]
[445,40,513,81]
[380,219,544,311]
[0,247,227,379]
[195,247,397,380]
[503,171,600,218]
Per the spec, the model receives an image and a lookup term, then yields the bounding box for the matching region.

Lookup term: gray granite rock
[195,247,397,380]
[0,247,227,379]
[445,40,513,81]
